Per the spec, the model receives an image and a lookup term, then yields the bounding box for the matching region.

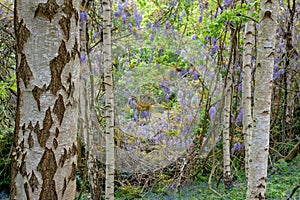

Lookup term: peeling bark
[103,0,115,198]
[246,0,278,199]
[11,0,80,199]
[242,2,254,180]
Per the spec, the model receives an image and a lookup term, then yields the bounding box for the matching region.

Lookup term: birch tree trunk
[11,0,80,199]
[242,7,254,180]
[223,63,232,188]
[102,0,115,199]
[79,3,102,199]
[222,25,238,189]
[246,1,278,199]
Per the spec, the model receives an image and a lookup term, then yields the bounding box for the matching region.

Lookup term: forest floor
[114,154,300,200]
[0,155,298,200]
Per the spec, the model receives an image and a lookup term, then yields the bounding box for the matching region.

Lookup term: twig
[208,164,223,197]
[176,158,187,189]
[0,2,13,12]
[269,147,285,158]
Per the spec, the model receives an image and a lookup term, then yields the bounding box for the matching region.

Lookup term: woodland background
[0,0,299,199]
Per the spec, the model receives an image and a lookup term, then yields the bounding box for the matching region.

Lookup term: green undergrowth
[115,154,300,200]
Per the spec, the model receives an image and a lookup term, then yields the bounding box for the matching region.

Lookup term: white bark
[247,1,278,199]
[102,0,115,199]
[242,8,254,180]
[11,0,80,199]
[223,59,232,188]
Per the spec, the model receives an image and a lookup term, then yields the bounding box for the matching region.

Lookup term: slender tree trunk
[242,8,254,180]
[222,25,238,189]
[222,64,232,188]
[247,1,278,199]
[102,0,115,199]
[11,1,80,199]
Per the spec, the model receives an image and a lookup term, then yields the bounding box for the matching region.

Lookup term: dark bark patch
[67,73,74,98]
[53,94,65,125]
[49,41,70,95]
[20,139,25,152]
[255,192,266,199]
[55,127,59,137]
[29,171,39,192]
[28,132,34,149]
[32,85,46,111]
[263,11,272,20]
[69,162,76,182]
[62,0,77,21]
[71,38,80,59]
[37,148,58,200]
[53,138,58,149]
[62,177,67,197]
[28,121,33,131]
[15,19,31,52]
[24,182,30,200]
[59,16,70,40]
[34,121,41,140]
[71,143,77,156]
[59,148,68,167]
[34,0,59,22]
[22,123,26,135]
[19,54,33,88]
[37,108,53,148]
[20,152,27,177]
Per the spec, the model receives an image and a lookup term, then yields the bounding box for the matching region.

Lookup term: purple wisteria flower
[193,70,199,80]
[134,12,143,28]
[150,33,155,42]
[148,48,155,64]
[211,44,219,56]
[158,48,163,56]
[80,12,88,21]
[209,106,217,121]
[231,142,244,155]
[238,82,242,93]
[140,111,150,120]
[198,16,203,23]
[224,0,231,7]
[128,97,137,109]
[211,37,217,45]
[179,10,185,23]
[146,21,152,29]
[170,0,177,7]
[128,23,133,30]
[273,68,285,80]
[122,15,127,24]
[236,108,243,125]
[180,50,187,58]
[80,54,86,63]
[191,34,197,40]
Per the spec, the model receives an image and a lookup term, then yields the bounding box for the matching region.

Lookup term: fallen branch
[286,183,300,200]
[284,141,300,162]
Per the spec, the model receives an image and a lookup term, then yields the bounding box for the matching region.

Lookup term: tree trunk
[222,25,238,189]
[247,1,278,199]
[222,64,232,188]
[11,1,80,199]
[102,0,115,199]
[242,8,254,180]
